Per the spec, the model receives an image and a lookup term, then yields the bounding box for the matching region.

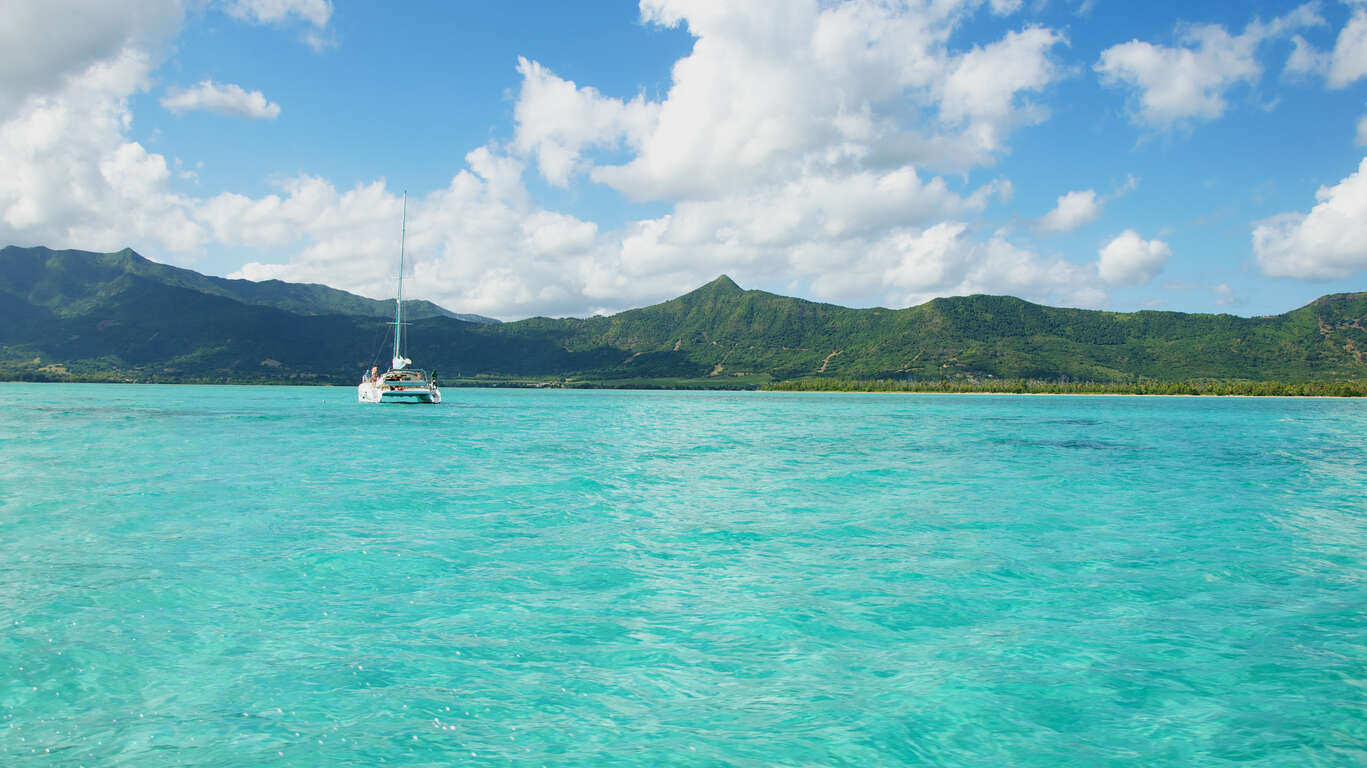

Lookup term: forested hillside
[3,246,1366,387]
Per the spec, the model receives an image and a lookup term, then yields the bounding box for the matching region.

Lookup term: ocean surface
[2,384,1366,766]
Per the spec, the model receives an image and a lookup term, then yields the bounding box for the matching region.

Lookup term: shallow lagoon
[2,384,1366,765]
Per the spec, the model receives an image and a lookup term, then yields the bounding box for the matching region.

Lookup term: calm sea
[2,384,1366,766]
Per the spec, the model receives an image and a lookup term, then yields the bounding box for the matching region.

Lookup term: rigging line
[393,191,407,365]
[366,316,389,368]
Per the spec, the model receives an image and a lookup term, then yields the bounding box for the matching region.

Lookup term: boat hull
[358,381,441,404]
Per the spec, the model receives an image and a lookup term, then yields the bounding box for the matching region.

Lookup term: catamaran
[358,193,441,404]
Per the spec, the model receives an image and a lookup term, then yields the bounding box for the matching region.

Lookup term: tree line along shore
[762,378,1367,397]
[5,365,1367,397]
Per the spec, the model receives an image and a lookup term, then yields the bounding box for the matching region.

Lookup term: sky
[4,1,1367,320]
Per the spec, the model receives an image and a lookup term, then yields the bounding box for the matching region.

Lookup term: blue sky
[5,0,1367,319]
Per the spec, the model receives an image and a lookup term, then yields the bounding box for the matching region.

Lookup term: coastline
[760,389,1365,399]
[4,376,1366,397]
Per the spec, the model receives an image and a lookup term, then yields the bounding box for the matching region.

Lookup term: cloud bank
[6,0,1362,320]
[226,0,1095,316]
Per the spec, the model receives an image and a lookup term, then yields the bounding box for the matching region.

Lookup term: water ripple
[2,385,1366,766]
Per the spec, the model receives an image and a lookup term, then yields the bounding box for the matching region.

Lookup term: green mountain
[0,245,496,324]
[3,245,1366,386]
[476,275,1367,384]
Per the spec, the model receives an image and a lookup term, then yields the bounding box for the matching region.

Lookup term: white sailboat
[358,193,442,404]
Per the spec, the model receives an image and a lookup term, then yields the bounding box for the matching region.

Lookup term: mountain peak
[672,275,745,305]
[108,247,146,265]
[701,274,742,294]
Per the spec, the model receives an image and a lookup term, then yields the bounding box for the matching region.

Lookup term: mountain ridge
[2,245,1366,386]
[0,245,498,324]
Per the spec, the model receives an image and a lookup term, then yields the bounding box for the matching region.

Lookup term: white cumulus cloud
[1097,230,1171,284]
[937,26,1065,143]
[1038,189,1101,233]
[515,0,1067,203]
[511,58,657,187]
[0,40,203,256]
[161,80,281,119]
[1253,156,1367,279]
[0,0,320,259]
[0,0,182,115]
[218,159,1078,319]
[1096,4,1322,128]
[222,153,615,319]
[864,222,1104,309]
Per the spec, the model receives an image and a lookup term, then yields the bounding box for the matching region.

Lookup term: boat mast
[392,192,407,369]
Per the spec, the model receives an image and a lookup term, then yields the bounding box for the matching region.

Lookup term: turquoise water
[3,384,1367,766]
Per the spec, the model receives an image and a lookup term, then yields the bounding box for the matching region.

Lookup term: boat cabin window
[384,370,427,382]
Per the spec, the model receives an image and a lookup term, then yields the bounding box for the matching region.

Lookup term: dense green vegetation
[0,245,494,324]
[4,245,1367,393]
[765,378,1367,397]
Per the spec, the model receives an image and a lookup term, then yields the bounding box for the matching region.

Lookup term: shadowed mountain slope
[0,245,496,323]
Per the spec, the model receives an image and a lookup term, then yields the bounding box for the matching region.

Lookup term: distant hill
[0,246,497,324]
[2,245,1365,386]
[477,275,1367,383]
